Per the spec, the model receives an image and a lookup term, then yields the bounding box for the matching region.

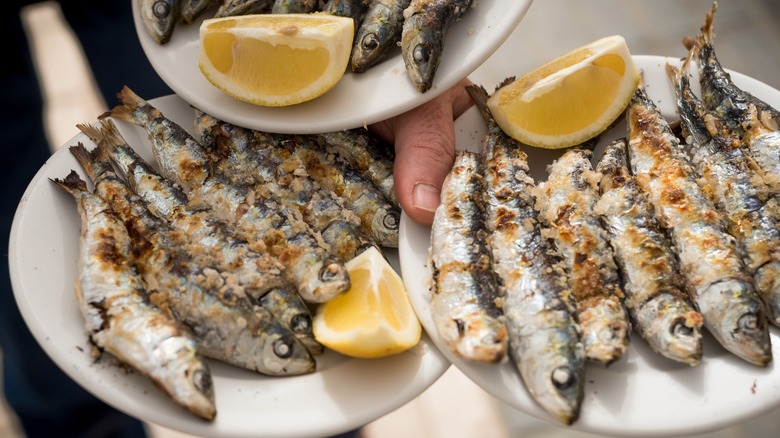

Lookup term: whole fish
[468,84,584,424]
[141,0,181,45]
[181,0,218,23]
[668,57,780,327]
[71,129,323,355]
[106,86,350,303]
[50,170,216,420]
[351,0,410,73]
[271,133,400,248]
[686,1,780,192]
[316,128,400,209]
[194,109,378,262]
[626,85,772,367]
[215,0,274,17]
[401,0,473,92]
[272,0,319,13]
[595,138,704,366]
[429,150,507,363]
[535,148,630,366]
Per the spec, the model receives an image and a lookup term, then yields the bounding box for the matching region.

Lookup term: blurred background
[4,0,780,437]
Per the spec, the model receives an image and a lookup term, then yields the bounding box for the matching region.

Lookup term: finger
[390,80,475,225]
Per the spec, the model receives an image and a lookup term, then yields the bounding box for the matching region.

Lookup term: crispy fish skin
[70,130,323,356]
[535,148,630,366]
[351,0,410,73]
[50,171,216,420]
[429,150,507,363]
[141,0,181,45]
[215,0,274,17]
[194,110,377,262]
[107,86,350,303]
[687,1,780,192]
[181,0,218,23]
[626,86,772,367]
[468,85,584,424]
[595,138,704,366]
[273,134,400,248]
[668,58,780,327]
[316,128,400,209]
[401,0,472,92]
[272,0,319,13]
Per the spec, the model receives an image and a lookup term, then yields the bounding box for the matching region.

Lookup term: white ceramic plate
[132,0,533,134]
[400,55,780,437]
[8,95,450,438]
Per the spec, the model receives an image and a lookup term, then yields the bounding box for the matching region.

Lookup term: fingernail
[413,183,440,212]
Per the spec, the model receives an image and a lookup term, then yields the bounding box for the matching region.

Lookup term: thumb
[372,79,474,225]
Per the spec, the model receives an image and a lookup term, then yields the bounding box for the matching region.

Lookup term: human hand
[370,78,475,225]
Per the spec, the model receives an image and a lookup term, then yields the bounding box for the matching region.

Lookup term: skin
[370,78,474,225]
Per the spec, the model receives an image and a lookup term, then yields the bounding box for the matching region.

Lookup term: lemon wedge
[198,13,354,107]
[312,247,422,359]
[487,35,640,149]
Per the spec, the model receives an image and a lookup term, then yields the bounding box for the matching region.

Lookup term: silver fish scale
[626,86,772,367]
[595,138,704,367]
[51,171,217,420]
[670,58,780,328]
[429,150,507,364]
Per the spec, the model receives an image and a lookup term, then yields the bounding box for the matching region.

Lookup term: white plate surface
[132,0,532,134]
[8,95,450,438]
[400,55,780,437]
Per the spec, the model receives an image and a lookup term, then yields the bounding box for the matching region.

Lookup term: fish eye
[290,314,312,335]
[192,368,213,394]
[551,366,576,390]
[383,211,399,230]
[362,33,380,51]
[153,0,172,18]
[319,259,343,282]
[273,338,294,358]
[481,333,500,345]
[738,313,760,332]
[671,319,693,337]
[413,44,430,64]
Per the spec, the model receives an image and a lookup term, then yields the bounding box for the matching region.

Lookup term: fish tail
[49,168,88,196]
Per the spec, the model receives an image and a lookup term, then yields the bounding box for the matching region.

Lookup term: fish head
[401,18,443,93]
[261,331,318,375]
[633,294,703,366]
[156,337,217,420]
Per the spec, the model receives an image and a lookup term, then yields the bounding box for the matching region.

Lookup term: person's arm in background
[370,78,475,225]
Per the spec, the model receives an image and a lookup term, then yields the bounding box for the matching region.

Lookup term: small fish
[351,0,410,73]
[626,85,772,367]
[468,84,584,424]
[50,170,216,420]
[429,150,507,363]
[214,0,274,17]
[595,138,704,366]
[316,128,400,209]
[71,130,323,356]
[401,0,473,92]
[181,0,218,24]
[106,86,350,303]
[141,0,181,44]
[534,148,630,366]
[272,0,319,13]
[194,109,378,262]
[668,57,780,327]
[686,1,780,192]
[273,134,401,248]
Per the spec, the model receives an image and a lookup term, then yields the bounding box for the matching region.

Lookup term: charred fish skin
[535,148,630,366]
[626,86,772,367]
[687,1,780,190]
[401,0,472,92]
[107,87,350,303]
[351,0,410,73]
[272,0,319,13]
[668,59,780,327]
[316,128,400,209]
[322,0,369,24]
[429,150,508,363]
[194,109,378,262]
[181,0,218,23]
[467,84,584,424]
[70,132,323,357]
[141,0,181,45]
[595,138,704,366]
[50,171,217,420]
[215,0,274,17]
